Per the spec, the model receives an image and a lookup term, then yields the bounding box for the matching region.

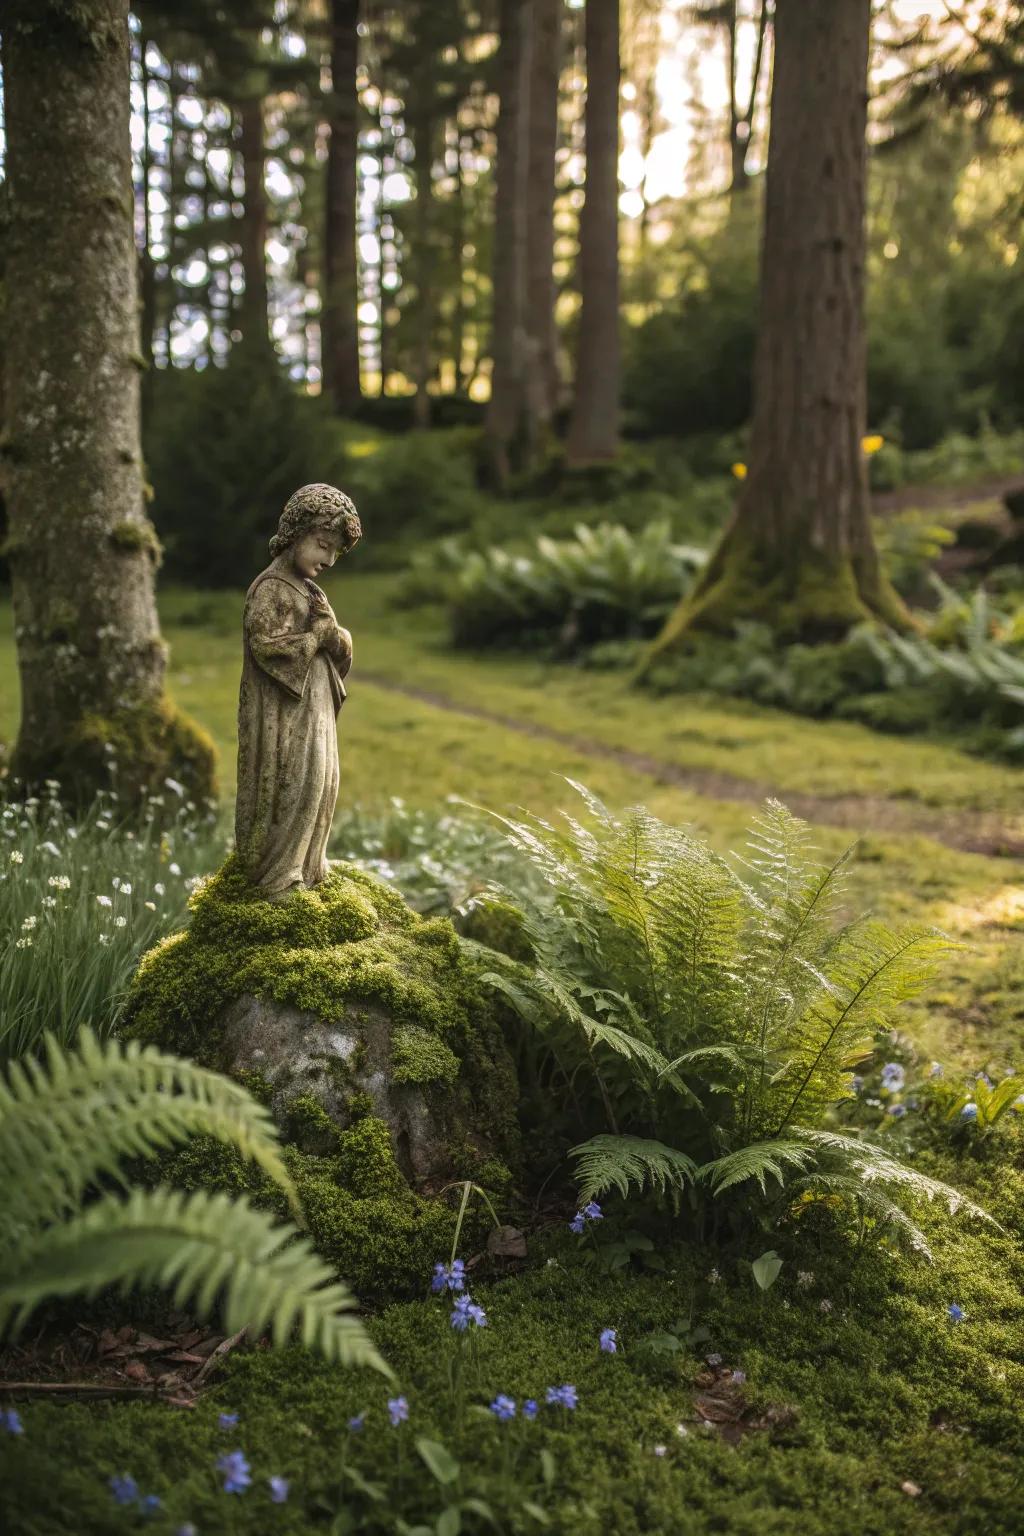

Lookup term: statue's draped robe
[235,566,350,895]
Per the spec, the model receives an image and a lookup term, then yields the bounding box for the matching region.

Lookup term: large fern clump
[0,1029,389,1373]
[477,785,990,1256]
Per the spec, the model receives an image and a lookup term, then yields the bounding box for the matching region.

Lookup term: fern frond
[570,1134,697,1203]
[794,1129,996,1227]
[788,1171,934,1258]
[0,1185,390,1374]
[0,1029,297,1232]
[699,1139,815,1196]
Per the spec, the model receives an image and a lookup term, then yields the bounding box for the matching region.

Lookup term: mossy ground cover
[3,1164,1024,1535]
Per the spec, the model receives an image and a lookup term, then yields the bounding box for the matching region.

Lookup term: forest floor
[2,575,1024,1071]
[3,576,1024,1534]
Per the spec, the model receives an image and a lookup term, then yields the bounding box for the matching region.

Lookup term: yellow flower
[731,462,748,480]
[862,434,884,455]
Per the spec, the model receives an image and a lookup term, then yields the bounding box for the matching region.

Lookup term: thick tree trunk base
[11,697,218,812]
[643,530,912,672]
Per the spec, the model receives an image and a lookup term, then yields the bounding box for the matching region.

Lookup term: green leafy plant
[0,1028,388,1373]
[478,785,991,1256]
[444,522,707,653]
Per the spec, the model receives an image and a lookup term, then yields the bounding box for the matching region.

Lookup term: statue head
[269,484,362,569]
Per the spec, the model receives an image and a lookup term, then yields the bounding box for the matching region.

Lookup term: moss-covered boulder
[122,856,520,1294]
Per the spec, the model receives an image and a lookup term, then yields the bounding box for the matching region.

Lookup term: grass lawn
[3,576,1024,1535]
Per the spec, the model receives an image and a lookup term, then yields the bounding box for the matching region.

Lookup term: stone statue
[235,484,362,898]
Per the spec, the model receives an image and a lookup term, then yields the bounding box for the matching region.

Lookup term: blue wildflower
[109,1475,139,1506]
[568,1213,585,1235]
[431,1258,467,1294]
[887,1103,907,1118]
[269,1476,290,1504]
[929,1062,943,1079]
[599,1327,618,1354]
[948,1303,965,1323]
[218,1412,239,1429]
[545,1384,578,1410]
[387,1396,409,1427]
[489,1394,516,1421]
[960,1103,978,1121]
[851,1075,863,1092]
[582,1201,603,1221]
[523,1399,538,1420]
[217,1450,252,1494]
[175,1527,198,1536]
[348,1413,365,1432]
[0,1409,23,1435]
[140,1495,162,1516]
[731,1370,747,1384]
[880,1063,905,1092]
[450,1295,486,1331]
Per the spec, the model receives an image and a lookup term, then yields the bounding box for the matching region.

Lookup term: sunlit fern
[0,1030,390,1374]
[478,783,983,1253]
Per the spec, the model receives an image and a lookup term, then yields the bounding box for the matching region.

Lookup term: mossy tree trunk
[565,0,620,466]
[650,0,907,656]
[322,0,362,415]
[1,0,216,805]
[238,94,270,345]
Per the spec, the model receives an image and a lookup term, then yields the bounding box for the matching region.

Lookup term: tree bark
[238,95,269,345]
[526,0,562,423]
[648,0,906,656]
[322,0,362,414]
[410,104,437,429]
[484,0,533,488]
[566,0,620,465]
[1,0,216,804]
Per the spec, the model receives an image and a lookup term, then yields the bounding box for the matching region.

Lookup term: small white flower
[24,797,39,809]
[48,875,71,890]
[96,821,110,833]
[21,915,37,930]
[819,1299,833,1314]
[42,896,57,909]
[39,841,61,856]
[154,882,165,896]
[144,900,156,911]
[113,915,127,928]
[707,1267,721,1285]
[44,779,61,791]
[96,895,112,908]
[9,850,24,865]
[149,795,164,808]
[169,862,181,876]
[67,827,78,840]
[119,882,132,896]
[653,1445,667,1457]
[797,1271,815,1289]
[15,935,33,949]
[98,933,111,945]
[164,777,186,797]
[675,1423,689,1438]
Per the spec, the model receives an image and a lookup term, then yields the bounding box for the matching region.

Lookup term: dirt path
[361,671,1024,861]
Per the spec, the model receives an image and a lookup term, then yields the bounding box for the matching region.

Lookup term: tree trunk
[526,0,562,423]
[238,95,269,345]
[565,0,620,465]
[138,30,157,412]
[322,0,362,414]
[410,105,436,429]
[484,0,533,488]
[1,0,216,805]
[648,0,906,657]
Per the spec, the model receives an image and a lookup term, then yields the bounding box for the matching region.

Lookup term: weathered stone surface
[220,993,450,1182]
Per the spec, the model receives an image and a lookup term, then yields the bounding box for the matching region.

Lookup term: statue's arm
[245,579,320,700]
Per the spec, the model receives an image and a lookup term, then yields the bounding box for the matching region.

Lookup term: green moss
[392,1025,461,1086]
[645,537,912,659]
[46,696,218,809]
[123,855,521,1296]
[109,517,163,567]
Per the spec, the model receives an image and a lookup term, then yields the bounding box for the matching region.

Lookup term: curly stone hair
[269,483,362,559]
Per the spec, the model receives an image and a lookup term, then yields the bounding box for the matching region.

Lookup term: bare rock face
[220,993,451,1183]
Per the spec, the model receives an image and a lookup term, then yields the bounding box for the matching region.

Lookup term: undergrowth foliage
[0,1030,388,1374]
[477,786,990,1256]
